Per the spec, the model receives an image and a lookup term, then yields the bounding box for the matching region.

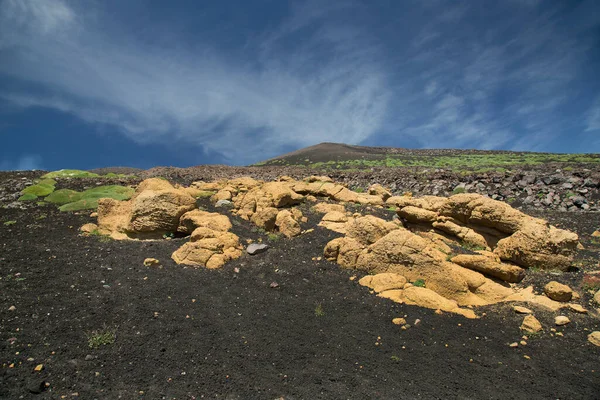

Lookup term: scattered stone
[34,364,44,372]
[214,199,233,208]
[392,317,407,325]
[84,354,95,361]
[568,304,587,314]
[247,243,268,255]
[90,212,98,218]
[28,380,47,394]
[520,340,527,346]
[513,306,533,314]
[143,258,160,266]
[509,342,518,348]
[594,290,600,305]
[544,281,573,302]
[588,331,600,347]
[269,282,279,288]
[80,223,98,234]
[520,315,543,333]
[414,318,421,326]
[554,316,570,326]
[8,305,16,311]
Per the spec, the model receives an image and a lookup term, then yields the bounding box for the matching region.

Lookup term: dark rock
[27,380,47,394]
[570,196,586,207]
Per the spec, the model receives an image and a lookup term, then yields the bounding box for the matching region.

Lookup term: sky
[0,0,599,170]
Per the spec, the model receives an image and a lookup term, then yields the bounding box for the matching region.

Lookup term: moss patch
[41,169,100,179]
[58,185,134,212]
[18,193,38,201]
[45,189,83,205]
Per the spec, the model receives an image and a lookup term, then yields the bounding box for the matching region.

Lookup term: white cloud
[0,0,390,163]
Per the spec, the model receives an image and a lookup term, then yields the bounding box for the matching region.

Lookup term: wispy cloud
[1,0,598,161]
[0,154,43,171]
[0,0,390,163]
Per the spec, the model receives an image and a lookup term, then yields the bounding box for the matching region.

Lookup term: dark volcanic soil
[1,171,600,399]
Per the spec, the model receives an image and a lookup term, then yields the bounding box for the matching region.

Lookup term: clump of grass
[314,303,325,317]
[390,355,400,362]
[413,279,426,288]
[452,187,466,195]
[3,220,17,226]
[353,187,365,193]
[86,326,117,348]
[195,191,216,198]
[45,189,83,205]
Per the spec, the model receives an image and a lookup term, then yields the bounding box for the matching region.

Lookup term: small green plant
[86,326,117,348]
[565,191,576,198]
[386,206,397,211]
[460,242,487,252]
[413,279,426,288]
[536,192,545,199]
[314,303,325,317]
[3,220,17,226]
[506,197,516,204]
[195,191,216,198]
[35,214,47,220]
[162,232,174,239]
[452,187,466,195]
[390,355,400,362]
[353,187,365,193]
[89,229,112,242]
[267,232,281,241]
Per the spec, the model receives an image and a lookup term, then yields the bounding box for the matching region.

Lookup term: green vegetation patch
[18,193,38,201]
[45,189,83,205]
[21,182,55,197]
[41,169,100,179]
[58,185,134,212]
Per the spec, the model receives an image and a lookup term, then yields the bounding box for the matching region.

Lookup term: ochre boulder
[450,254,525,283]
[359,273,407,293]
[275,209,302,238]
[318,211,349,233]
[250,207,279,231]
[172,228,242,269]
[313,203,346,214]
[178,210,232,234]
[543,281,573,302]
[128,182,196,235]
[520,315,543,333]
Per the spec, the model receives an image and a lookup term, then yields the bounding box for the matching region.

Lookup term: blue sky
[1,0,599,170]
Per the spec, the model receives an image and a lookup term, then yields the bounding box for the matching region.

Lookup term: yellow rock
[544,281,573,302]
[34,364,44,372]
[392,317,407,325]
[359,273,407,293]
[451,254,525,283]
[178,210,232,234]
[80,223,98,234]
[143,258,160,266]
[588,331,600,347]
[313,203,346,214]
[520,315,543,333]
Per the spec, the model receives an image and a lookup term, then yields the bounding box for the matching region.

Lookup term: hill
[254,142,600,171]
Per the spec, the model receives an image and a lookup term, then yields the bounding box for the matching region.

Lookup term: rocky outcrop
[325,205,577,314]
[387,193,579,271]
[97,178,196,239]
[171,227,242,269]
